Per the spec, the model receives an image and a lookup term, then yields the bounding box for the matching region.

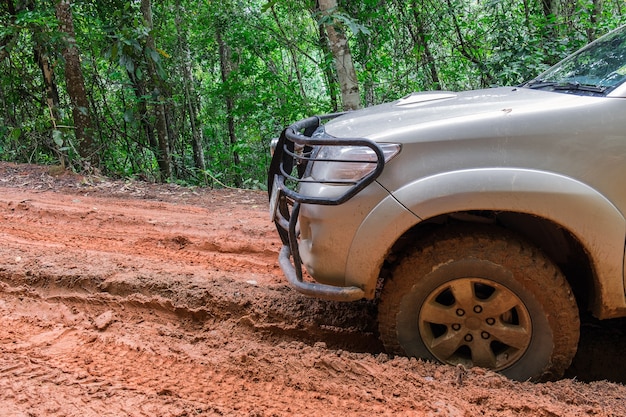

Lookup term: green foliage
[0,0,625,188]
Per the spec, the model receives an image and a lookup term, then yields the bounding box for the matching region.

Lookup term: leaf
[333,13,371,36]
[0,26,16,38]
[123,110,135,123]
[52,130,64,147]
[261,0,279,13]
[130,39,142,53]
[9,128,21,141]
[149,48,161,64]
[125,57,135,74]
[155,63,167,81]
[109,43,119,61]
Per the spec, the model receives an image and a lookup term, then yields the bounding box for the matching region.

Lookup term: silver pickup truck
[268,25,626,381]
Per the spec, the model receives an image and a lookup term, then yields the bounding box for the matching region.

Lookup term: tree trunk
[140,0,172,182]
[127,69,159,157]
[541,0,555,18]
[317,22,339,112]
[215,19,241,187]
[175,0,206,178]
[317,0,361,111]
[34,44,68,166]
[55,0,97,166]
[34,45,61,123]
[588,0,603,41]
[7,0,67,164]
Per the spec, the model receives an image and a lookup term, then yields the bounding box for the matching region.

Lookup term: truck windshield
[522,25,626,95]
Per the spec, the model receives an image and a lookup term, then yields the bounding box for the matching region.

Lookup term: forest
[1,0,625,188]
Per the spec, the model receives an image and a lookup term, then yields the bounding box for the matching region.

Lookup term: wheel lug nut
[481,331,490,339]
[452,323,461,331]
[473,305,483,313]
[456,309,465,316]
[464,334,473,342]
[486,318,495,325]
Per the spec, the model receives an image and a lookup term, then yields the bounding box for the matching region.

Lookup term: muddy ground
[0,161,625,416]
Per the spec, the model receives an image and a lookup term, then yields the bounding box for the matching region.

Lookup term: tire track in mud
[0,187,383,354]
[0,286,621,417]
[0,298,199,416]
[0,267,382,354]
[0,286,412,416]
[0,189,279,278]
[0,353,184,416]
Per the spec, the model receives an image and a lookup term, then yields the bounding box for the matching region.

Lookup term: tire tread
[378,226,579,380]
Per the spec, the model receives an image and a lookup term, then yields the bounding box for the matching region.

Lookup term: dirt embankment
[0,162,624,417]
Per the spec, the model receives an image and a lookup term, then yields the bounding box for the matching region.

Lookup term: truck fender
[346,168,626,318]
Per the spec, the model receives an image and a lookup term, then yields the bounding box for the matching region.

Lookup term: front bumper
[268,114,386,301]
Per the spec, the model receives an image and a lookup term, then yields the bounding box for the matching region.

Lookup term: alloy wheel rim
[418,277,532,370]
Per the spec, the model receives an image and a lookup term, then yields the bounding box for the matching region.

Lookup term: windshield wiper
[523,79,556,89]
[524,79,607,94]
[551,82,607,93]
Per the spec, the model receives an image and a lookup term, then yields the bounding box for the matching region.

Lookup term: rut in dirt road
[0,163,625,416]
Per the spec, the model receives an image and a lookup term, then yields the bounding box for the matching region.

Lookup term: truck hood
[324,87,599,142]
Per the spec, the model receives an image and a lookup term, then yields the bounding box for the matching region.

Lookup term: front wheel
[378,228,580,381]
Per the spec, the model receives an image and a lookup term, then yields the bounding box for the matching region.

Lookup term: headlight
[309,143,401,183]
[270,138,279,156]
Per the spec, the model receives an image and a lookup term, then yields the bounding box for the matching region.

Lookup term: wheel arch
[346,168,626,319]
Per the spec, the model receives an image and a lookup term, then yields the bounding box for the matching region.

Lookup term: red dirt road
[0,162,625,416]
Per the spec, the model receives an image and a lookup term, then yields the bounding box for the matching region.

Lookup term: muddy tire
[378,227,580,381]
